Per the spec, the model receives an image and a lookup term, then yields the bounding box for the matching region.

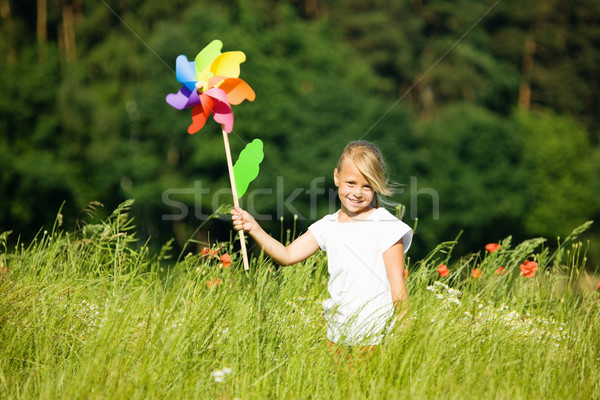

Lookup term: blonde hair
[336,140,392,208]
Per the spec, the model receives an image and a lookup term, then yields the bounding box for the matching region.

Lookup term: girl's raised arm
[231,207,320,266]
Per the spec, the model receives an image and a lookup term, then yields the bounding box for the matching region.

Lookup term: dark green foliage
[0,0,598,263]
[408,103,528,255]
[516,111,598,238]
[0,46,79,231]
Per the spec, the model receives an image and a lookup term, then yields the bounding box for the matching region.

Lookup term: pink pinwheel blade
[205,87,233,133]
[166,86,201,110]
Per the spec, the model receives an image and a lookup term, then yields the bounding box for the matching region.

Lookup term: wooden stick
[222,127,250,271]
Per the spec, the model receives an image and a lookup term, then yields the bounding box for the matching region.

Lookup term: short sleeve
[308,215,333,251]
[376,210,413,253]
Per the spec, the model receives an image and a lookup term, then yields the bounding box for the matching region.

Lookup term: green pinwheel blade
[233,139,264,199]
[195,39,223,81]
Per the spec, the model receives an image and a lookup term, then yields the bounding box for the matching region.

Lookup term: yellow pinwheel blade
[210,51,246,79]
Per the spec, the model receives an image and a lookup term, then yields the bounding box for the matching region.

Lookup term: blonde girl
[231,140,413,345]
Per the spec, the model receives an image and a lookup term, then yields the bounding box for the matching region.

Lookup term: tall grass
[1,202,599,399]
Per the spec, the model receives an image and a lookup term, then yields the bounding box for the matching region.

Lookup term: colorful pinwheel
[166,40,260,271]
[166,39,255,134]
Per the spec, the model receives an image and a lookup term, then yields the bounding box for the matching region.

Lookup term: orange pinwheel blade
[218,78,256,105]
[189,96,214,134]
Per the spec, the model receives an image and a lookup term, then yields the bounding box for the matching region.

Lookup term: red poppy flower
[206,278,222,288]
[220,253,232,268]
[495,266,507,276]
[520,261,538,278]
[404,268,409,279]
[597,281,600,290]
[472,268,482,279]
[201,247,220,258]
[437,264,449,277]
[485,243,501,253]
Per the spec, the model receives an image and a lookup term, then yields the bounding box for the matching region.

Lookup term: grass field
[1,202,599,399]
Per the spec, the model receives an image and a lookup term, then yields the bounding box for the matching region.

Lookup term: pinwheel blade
[166,86,201,110]
[195,39,223,83]
[205,87,234,133]
[210,51,246,79]
[218,78,256,105]
[189,95,214,134]
[175,55,197,91]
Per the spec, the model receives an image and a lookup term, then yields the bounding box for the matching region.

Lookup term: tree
[327,0,520,116]
[489,0,600,140]
[408,103,527,254]
[516,110,597,238]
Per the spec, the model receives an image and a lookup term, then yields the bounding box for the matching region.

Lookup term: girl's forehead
[338,157,358,171]
[338,158,367,178]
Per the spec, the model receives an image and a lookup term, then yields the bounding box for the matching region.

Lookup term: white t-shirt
[308,207,413,345]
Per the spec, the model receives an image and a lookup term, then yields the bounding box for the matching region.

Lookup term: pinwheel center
[195,81,209,93]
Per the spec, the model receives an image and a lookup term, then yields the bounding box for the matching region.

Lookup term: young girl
[231,140,413,346]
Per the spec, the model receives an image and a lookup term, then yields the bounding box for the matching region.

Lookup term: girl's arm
[383,238,408,318]
[231,207,320,266]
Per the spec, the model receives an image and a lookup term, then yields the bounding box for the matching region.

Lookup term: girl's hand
[230,207,258,233]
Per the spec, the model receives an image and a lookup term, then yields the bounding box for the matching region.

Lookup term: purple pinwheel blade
[166,86,201,110]
[175,55,197,91]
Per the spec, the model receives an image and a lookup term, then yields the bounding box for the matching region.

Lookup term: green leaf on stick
[233,139,264,199]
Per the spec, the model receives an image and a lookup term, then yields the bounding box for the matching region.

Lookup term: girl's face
[334,158,375,218]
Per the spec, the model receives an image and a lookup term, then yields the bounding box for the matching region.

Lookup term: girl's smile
[334,158,375,220]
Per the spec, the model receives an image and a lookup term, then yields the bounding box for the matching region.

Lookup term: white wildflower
[446,297,461,305]
[212,370,225,383]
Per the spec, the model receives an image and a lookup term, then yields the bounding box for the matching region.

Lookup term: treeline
[0,0,599,262]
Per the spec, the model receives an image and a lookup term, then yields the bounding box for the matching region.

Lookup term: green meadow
[1,202,599,399]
